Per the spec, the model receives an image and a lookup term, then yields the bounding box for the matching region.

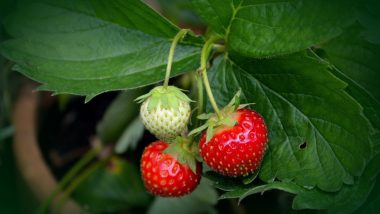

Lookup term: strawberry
[136,86,191,141]
[199,108,268,176]
[189,90,268,177]
[140,140,202,197]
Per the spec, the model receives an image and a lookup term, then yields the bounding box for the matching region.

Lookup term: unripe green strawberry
[136,86,191,141]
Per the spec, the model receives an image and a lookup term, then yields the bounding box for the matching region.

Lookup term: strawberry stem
[37,146,101,214]
[200,36,222,118]
[163,29,190,87]
[195,74,204,127]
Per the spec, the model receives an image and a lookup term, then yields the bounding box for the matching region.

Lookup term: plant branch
[164,29,190,87]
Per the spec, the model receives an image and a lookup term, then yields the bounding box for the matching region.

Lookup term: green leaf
[207,53,371,192]
[220,182,303,203]
[371,133,380,154]
[115,116,145,154]
[292,151,380,213]
[192,0,355,57]
[190,0,234,35]
[97,89,145,144]
[356,174,380,213]
[147,180,218,214]
[219,143,380,212]
[91,0,178,38]
[321,24,380,131]
[91,0,203,45]
[219,148,380,213]
[0,1,200,99]
[358,0,380,45]
[73,157,150,213]
[204,171,244,192]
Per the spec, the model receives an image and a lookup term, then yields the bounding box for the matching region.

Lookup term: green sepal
[147,95,160,112]
[188,122,209,136]
[163,137,200,174]
[135,86,193,112]
[197,113,214,120]
[206,124,215,143]
[184,155,197,174]
[238,103,255,109]
[160,93,169,107]
[189,89,254,143]
[194,150,203,162]
[220,117,236,127]
[134,92,151,103]
[227,89,241,111]
[167,93,179,109]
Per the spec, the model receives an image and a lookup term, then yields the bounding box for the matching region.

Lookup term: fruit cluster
[136,85,201,197]
[136,30,269,197]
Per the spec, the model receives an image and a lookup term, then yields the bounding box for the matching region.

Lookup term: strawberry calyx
[163,136,201,174]
[189,90,254,143]
[135,86,192,112]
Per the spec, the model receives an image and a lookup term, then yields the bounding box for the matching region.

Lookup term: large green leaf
[0,1,200,100]
[220,181,303,202]
[190,0,233,35]
[191,0,354,57]
[219,135,380,212]
[91,0,178,38]
[356,175,380,214]
[90,0,203,45]
[204,171,249,191]
[219,151,380,213]
[73,157,150,213]
[321,24,380,131]
[207,53,371,192]
[358,0,380,45]
[293,150,380,213]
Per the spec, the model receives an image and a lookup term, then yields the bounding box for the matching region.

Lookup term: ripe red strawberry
[199,108,268,176]
[140,141,202,197]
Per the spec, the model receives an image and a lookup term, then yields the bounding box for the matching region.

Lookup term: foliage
[73,157,150,213]
[0,0,379,213]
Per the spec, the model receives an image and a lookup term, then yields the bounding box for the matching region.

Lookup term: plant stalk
[196,75,204,122]
[53,160,106,213]
[200,36,222,118]
[163,29,190,87]
[37,147,100,214]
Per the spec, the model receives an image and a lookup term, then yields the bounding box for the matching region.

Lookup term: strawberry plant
[0,0,379,213]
